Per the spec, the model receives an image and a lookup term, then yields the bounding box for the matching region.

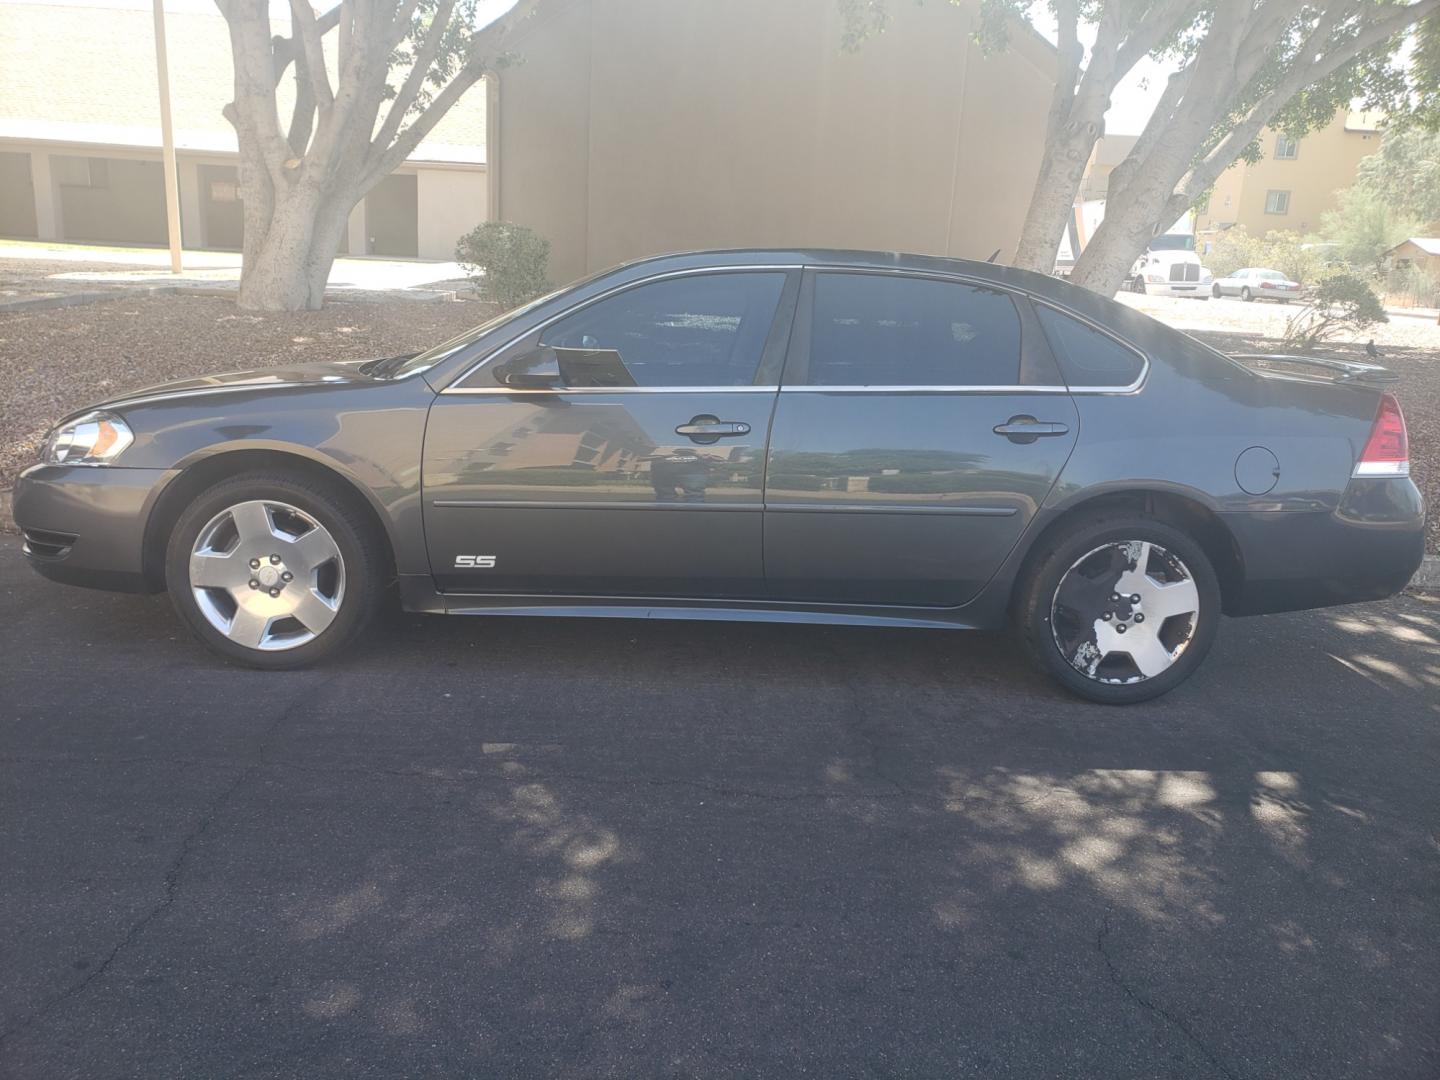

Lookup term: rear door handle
[993,416,1070,443]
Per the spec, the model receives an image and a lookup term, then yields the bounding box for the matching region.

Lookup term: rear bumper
[1223,478,1426,616]
[12,463,169,593]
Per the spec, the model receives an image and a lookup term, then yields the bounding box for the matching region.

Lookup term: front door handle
[993,416,1070,444]
[676,416,751,443]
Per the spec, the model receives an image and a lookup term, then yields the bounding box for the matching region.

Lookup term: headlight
[42,411,134,465]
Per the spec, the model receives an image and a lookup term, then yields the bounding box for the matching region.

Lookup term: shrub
[1281,273,1389,352]
[455,221,552,309]
[1206,226,1322,283]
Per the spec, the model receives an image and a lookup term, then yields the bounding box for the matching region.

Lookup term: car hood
[95,358,395,411]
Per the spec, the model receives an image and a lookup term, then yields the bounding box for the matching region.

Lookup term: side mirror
[497,347,563,390]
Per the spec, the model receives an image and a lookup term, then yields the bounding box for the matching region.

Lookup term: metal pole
[153,0,183,273]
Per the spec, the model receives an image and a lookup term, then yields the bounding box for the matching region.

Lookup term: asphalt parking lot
[1,546,1437,1079]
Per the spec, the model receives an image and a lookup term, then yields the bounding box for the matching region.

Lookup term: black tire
[1211,284,1222,298]
[1241,286,1254,302]
[165,470,386,669]
[1130,276,1147,294]
[1013,512,1222,704]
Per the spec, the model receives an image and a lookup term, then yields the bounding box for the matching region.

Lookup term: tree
[844,1,1440,295]
[1055,0,1440,294]
[216,0,538,311]
[1318,186,1420,272]
[1352,126,1440,224]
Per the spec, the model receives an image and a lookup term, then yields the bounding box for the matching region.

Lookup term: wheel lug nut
[248,579,259,589]
[269,554,281,565]
[250,558,260,569]
[269,587,281,597]
[1116,623,1127,634]
[1134,613,1145,623]
[1110,593,1120,602]
[1101,611,1113,621]
[1130,594,1141,604]
[281,571,293,582]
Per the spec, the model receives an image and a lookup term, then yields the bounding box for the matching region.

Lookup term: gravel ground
[2,288,1436,552]
[0,292,490,491]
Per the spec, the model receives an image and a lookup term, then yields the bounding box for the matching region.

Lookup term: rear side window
[1035,305,1144,388]
[540,272,787,386]
[803,273,1021,386]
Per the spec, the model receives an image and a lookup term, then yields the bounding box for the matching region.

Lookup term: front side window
[538,272,787,387]
[803,273,1021,387]
[1265,190,1291,214]
[1035,305,1144,388]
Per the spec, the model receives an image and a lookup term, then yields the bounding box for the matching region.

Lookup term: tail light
[1353,393,1409,477]
[1260,281,1274,288]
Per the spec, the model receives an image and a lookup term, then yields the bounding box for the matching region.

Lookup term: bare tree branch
[372,0,459,154]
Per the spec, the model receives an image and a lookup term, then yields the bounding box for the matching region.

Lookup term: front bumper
[13,463,171,593]
[1223,478,1426,616]
[1145,281,1209,298]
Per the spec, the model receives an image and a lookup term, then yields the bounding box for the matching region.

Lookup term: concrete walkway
[0,241,470,301]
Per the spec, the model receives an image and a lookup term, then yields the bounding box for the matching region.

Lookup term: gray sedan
[1212,267,1304,301]
[14,250,1424,703]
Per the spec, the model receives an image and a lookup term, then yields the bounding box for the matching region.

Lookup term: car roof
[607,247,1077,302]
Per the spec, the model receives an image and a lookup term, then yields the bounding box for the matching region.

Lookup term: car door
[424,268,799,597]
[761,269,1080,608]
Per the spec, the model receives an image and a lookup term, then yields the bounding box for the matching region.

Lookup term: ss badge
[454,554,498,568]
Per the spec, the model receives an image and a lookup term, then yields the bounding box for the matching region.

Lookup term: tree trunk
[235,185,355,312]
[1011,129,1095,273]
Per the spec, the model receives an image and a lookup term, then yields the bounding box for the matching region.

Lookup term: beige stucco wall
[416,166,488,260]
[494,0,1055,285]
[1196,111,1382,238]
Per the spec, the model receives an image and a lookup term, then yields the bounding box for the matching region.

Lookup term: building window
[1275,135,1299,160]
[1265,190,1291,215]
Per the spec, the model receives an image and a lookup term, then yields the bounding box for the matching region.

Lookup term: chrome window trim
[779,384,1070,394]
[438,261,1150,397]
[440,385,781,395]
[441,264,803,393]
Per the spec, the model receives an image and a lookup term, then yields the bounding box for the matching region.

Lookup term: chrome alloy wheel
[1049,540,1201,685]
[188,499,345,651]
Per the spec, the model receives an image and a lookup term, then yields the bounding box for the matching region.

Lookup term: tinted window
[1035,305,1144,388]
[805,273,1021,387]
[540,272,787,387]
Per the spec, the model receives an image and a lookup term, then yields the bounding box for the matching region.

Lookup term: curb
[0,484,1434,591]
[0,286,179,313]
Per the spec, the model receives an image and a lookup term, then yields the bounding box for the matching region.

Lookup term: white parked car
[1211,267,1303,302]
[1127,234,1213,300]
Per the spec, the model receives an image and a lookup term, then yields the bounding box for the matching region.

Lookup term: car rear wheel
[1014,513,1221,704]
[165,471,385,669]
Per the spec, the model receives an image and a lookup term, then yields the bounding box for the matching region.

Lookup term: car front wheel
[1130,276,1147,294]
[165,471,385,668]
[1015,514,1221,704]
[1241,286,1254,302]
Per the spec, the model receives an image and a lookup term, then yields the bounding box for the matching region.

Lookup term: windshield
[1148,234,1195,252]
[380,284,575,378]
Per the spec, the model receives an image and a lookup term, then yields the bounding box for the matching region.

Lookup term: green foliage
[1318,187,1421,275]
[1354,127,1440,224]
[455,221,551,309]
[1281,273,1389,352]
[1206,227,1323,283]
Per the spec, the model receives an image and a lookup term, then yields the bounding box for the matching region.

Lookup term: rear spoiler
[1228,353,1399,385]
